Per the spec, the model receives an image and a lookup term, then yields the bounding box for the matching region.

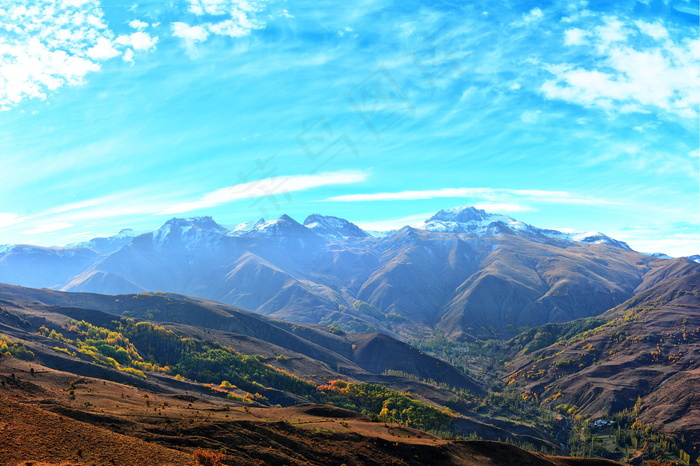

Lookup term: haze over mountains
[1,207,698,341]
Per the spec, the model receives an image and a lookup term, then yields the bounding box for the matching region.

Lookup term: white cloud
[23,222,73,235]
[325,187,616,206]
[171,0,266,45]
[0,1,158,110]
[543,16,699,117]
[172,22,210,43]
[594,17,629,46]
[473,203,535,213]
[356,213,433,232]
[564,28,587,46]
[122,48,135,64]
[523,8,544,23]
[43,195,119,215]
[634,21,668,40]
[188,0,232,16]
[86,37,121,60]
[618,234,700,258]
[115,32,158,51]
[327,188,488,202]
[160,171,368,215]
[128,19,149,30]
[0,213,24,228]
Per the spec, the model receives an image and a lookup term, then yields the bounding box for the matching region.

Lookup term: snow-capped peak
[418,206,632,250]
[150,216,229,249]
[427,206,504,224]
[114,228,135,238]
[67,228,138,255]
[303,214,369,239]
[648,252,673,259]
[544,230,632,250]
[243,214,313,237]
[419,206,532,235]
[228,218,266,236]
[161,216,228,235]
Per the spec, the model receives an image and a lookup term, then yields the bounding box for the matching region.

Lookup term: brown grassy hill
[0,357,626,466]
[0,283,483,394]
[505,272,700,454]
[0,283,571,451]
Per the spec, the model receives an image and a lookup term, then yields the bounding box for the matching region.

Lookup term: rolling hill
[0,283,623,465]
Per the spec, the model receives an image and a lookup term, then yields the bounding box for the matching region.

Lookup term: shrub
[193,449,225,466]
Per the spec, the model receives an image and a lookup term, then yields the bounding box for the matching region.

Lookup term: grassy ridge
[38,317,455,435]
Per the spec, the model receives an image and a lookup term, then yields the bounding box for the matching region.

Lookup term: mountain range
[1,206,698,341]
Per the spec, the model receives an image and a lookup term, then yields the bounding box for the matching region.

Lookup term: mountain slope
[0,283,600,456]
[68,228,137,255]
[504,272,700,453]
[0,283,482,394]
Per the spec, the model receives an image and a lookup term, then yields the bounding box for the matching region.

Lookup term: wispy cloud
[0,213,24,228]
[325,187,617,206]
[43,195,118,215]
[473,203,535,213]
[23,222,73,235]
[160,171,368,215]
[355,212,433,232]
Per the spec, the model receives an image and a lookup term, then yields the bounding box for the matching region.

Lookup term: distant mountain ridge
[0,206,698,340]
[61,206,639,250]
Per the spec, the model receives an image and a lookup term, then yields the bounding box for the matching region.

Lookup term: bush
[193,449,225,466]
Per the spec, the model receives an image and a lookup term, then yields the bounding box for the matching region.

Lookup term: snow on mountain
[68,228,137,255]
[647,252,673,260]
[228,218,266,236]
[419,206,538,236]
[542,230,632,250]
[243,214,317,238]
[303,214,370,239]
[416,206,632,250]
[366,230,395,238]
[689,255,700,264]
[150,216,229,249]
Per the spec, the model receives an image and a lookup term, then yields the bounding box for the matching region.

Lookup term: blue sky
[0,0,698,256]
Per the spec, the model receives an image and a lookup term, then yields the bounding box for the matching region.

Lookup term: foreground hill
[1,207,697,340]
[0,356,625,465]
[505,272,700,459]
[0,283,579,453]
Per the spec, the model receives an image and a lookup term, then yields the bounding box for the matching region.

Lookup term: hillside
[504,272,700,461]
[0,358,626,466]
[0,284,635,465]
[0,284,578,452]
